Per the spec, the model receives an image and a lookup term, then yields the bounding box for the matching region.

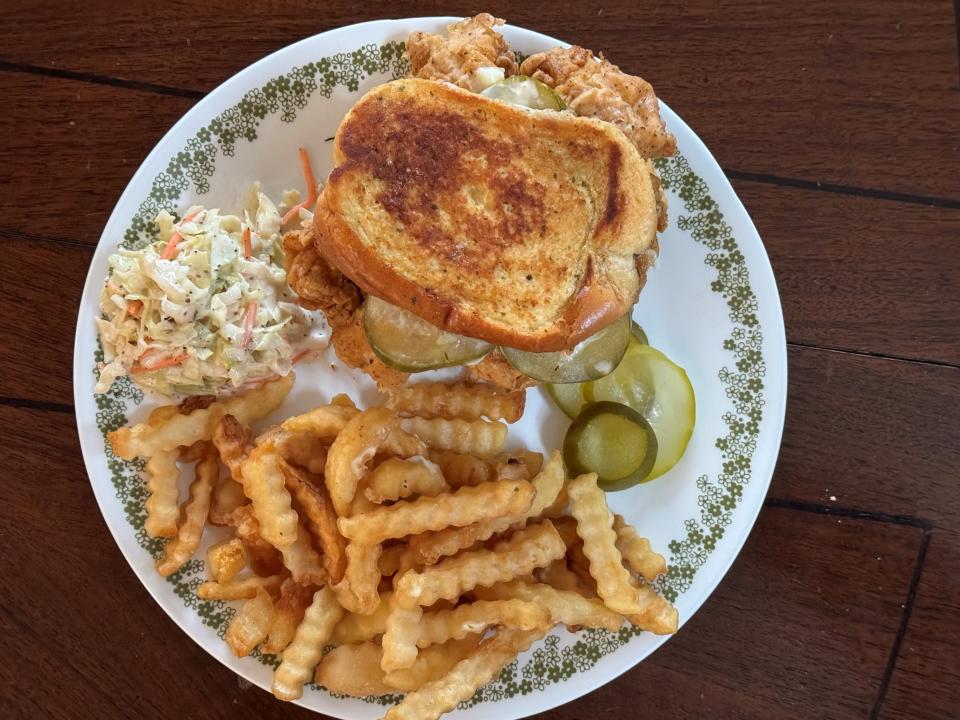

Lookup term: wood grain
[1,0,957,198]
[0,404,922,718]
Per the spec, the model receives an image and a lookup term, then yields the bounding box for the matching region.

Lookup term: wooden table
[1,2,957,718]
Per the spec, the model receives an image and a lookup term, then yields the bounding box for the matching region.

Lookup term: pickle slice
[501,314,631,384]
[563,401,658,491]
[586,343,694,480]
[363,296,493,372]
[480,76,566,110]
[631,321,649,345]
[546,382,586,419]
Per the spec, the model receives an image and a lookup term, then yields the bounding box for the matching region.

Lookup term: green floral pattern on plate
[93,39,764,708]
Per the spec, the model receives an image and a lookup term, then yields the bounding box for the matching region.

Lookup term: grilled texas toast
[313,77,659,352]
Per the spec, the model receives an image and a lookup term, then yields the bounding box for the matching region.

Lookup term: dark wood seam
[869,529,932,719]
[764,497,934,530]
[787,341,960,371]
[0,396,75,415]
[0,59,204,100]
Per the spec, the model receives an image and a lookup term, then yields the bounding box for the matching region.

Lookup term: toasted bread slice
[314,78,659,352]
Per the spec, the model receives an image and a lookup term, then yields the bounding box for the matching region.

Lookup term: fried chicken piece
[331,309,410,391]
[407,13,518,90]
[520,46,676,159]
[466,350,538,392]
[284,227,362,330]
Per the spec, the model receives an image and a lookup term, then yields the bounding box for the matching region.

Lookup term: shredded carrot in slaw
[131,351,187,373]
[242,226,252,258]
[281,147,319,225]
[160,210,202,260]
[242,302,258,348]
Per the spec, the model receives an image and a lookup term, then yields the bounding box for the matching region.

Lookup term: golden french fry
[613,514,667,581]
[240,440,299,549]
[339,479,535,546]
[399,417,507,457]
[196,574,284,601]
[408,452,564,565]
[144,449,180,538]
[624,582,679,635]
[550,515,581,550]
[230,505,286,577]
[272,586,344,701]
[178,440,210,462]
[263,580,316,655]
[330,393,357,408]
[378,544,410,577]
[331,592,392,644]
[315,642,394,696]
[387,381,525,423]
[382,635,482,692]
[280,523,327,585]
[475,580,623,631]
[384,627,548,720]
[497,450,543,478]
[281,459,347,583]
[209,477,248,526]
[279,403,358,438]
[416,600,550,648]
[325,408,426,517]
[156,452,218,577]
[207,537,247,582]
[427,450,495,488]
[364,457,448,503]
[109,374,294,460]
[212,414,251,481]
[337,542,383,615]
[225,587,276,657]
[395,521,566,608]
[278,433,329,475]
[381,592,423,672]
[568,473,665,617]
[536,559,591,597]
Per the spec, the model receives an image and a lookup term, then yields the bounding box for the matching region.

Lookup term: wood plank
[1,1,957,197]
[0,234,92,404]
[732,180,960,365]
[0,73,194,245]
[0,405,922,719]
[880,529,960,720]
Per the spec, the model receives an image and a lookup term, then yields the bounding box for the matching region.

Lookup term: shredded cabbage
[95,187,326,395]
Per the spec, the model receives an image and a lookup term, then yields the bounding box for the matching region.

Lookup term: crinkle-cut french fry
[567,530,599,596]
[178,440,210,462]
[225,587,276,657]
[624,582,679,635]
[209,476,248,526]
[109,374,293,460]
[315,642,394,696]
[230,504,285,577]
[144,449,180,538]
[378,544,410,577]
[156,452,218,577]
[196,573,284,601]
[331,592,392,644]
[324,408,425,517]
[384,627,548,720]
[416,600,550,648]
[281,459,347,583]
[278,433,328,475]
[427,450,495,488]
[395,521,566,609]
[407,452,564,565]
[212,414,251,482]
[272,586,344,701]
[263,580,316,654]
[387,381,526,423]
[475,580,623,631]
[550,515,581,550]
[336,542,383,615]
[207,537,247,582]
[613,514,667,581]
[497,450,543,478]
[279,403,358,438]
[339,479,535,546]
[240,440,299,549]
[567,473,648,615]
[399,417,507,457]
[280,523,327,585]
[382,635,482,692]
[536,559,592,597]
[381,593,423,672]
[364,457,448,503]
[330,393,357,408]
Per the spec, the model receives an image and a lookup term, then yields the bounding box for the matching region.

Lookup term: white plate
[73,17,786,719]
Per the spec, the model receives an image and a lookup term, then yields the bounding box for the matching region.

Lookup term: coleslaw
[95,185,326,395]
